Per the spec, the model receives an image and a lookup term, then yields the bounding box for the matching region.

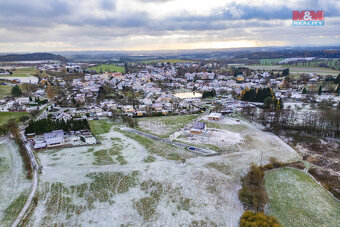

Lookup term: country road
[120,127,219,156]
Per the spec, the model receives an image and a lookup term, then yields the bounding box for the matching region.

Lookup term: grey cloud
[100,0,116,10]
[0,0,71,17]
[0,0,339,51]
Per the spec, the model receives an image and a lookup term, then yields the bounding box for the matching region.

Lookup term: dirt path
[11,134,39,227]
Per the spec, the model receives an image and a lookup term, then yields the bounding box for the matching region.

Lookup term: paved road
[121,127,219,156]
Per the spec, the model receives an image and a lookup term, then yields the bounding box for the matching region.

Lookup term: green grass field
[0,112,29,126]
[13,67,35,73]
[283,59,340,70]
[258,58,340,71]
[88,64,125,74]
[0,85,12,98]
[88,119,116,136]
[265,168,340,227]
[140,59,197,64]
[260,58,286,65]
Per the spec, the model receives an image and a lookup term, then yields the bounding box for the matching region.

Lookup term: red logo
[293,11,324,21]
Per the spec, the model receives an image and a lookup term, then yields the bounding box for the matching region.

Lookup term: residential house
[190,121,206,134]
[208,112,222,120]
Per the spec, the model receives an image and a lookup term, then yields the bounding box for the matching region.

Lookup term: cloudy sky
[0,0,339,52]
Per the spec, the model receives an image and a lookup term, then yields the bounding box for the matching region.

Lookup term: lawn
[136,114,200,138]
[265,167,340,227]
[88,119,116,136]
[0,85,12,98]
[0,112,29,126]
[88,64,125,74]
[140,59,197,64]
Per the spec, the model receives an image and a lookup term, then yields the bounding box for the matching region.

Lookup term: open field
[0,112,29,126]
[13,67,36,73]
[284,59,340,70]
[260,58,285,65]
[289,66,340,76]
[136,115,200,138]
[0,67,36,78]
[245,65,340,76]
[265,167,340,227]
[0,140,31,226]
[88,64,125,73]
[0,85,12,98]
[23,117,300,226]
[258,58,340,70]
[88,119,117,136]
[140,59,197,64]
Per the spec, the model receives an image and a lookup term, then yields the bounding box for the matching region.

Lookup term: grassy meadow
[0,112,29,126]
[88,64,125,74]
[265,167,340,227]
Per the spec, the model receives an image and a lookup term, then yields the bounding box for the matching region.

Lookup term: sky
[0,0,339,52]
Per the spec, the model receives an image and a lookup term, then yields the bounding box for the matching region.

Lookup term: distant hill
[235,50,340,59]
[0,53,68,62]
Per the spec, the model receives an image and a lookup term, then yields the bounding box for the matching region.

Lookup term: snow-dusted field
[26,118,300,226]
[0,139,31,226]
[265,168,340,227]
[137,115,199,138]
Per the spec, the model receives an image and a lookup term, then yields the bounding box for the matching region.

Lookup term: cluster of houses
[1,60,339,128]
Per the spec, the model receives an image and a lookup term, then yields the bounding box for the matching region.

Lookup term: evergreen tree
[282,68,289,76]
[124,63,128,74]
[97,86,107,101]
[334,74,340,84]
[263,97,272,109]
[318,86,322,95]
[302,87,307,94]
[11,85,22,97]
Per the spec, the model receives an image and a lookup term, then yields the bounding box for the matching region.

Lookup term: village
[1,59,340,150]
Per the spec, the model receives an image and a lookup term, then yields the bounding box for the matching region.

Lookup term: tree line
[202,89,216,98]
[243,103,340,139]
[240,87,274,102]
[25,118,89,135]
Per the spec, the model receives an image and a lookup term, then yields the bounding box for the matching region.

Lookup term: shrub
[239,211,282,227]
[19,114,30,122]
[238,164,268,211]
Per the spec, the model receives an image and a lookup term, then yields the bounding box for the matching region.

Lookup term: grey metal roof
[192,121,206,130]
[44,130,64,145]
